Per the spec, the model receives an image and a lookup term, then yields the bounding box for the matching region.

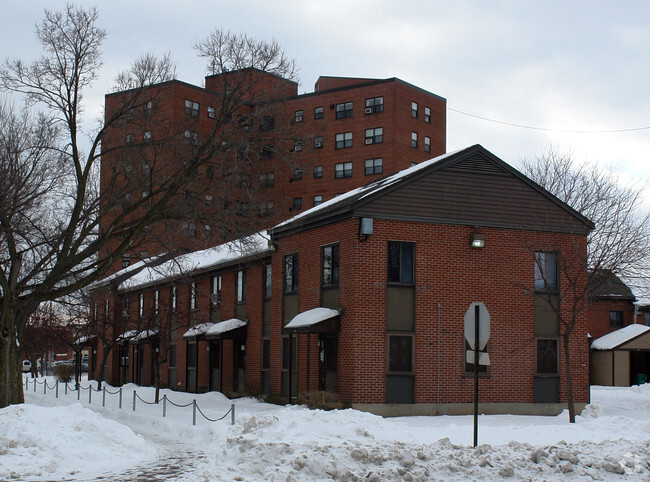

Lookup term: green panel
[283,293,299,326]
[321,288,339,310]
[534,294,559,336]
[211,306,221,323]
[263,299,271,338]
[235,303,246,321]
[387,286,414,331]
[386,375,414,403]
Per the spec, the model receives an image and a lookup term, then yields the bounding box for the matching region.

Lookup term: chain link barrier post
[162,395,167,417]
[119,387,123,409]
[103,387,106,407]
[231,404,235,425]
[133,390,136,411]
[192,399,197,426]
[55,380,59,399]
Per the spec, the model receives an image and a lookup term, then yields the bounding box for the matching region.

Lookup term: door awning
[182,323,214,341]
[205,318,247,340]
[284,307,341,334]
[117,329,159,344]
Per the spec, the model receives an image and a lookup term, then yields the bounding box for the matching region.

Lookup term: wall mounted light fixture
[470,233,486,249]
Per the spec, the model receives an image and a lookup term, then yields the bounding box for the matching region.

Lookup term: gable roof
[589,269,636,301]
[591,324,650,350]
[269,145,594,239]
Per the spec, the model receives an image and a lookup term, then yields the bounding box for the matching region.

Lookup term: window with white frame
[139,293,145,318]
[424,106,431,123]
[207,106,216,118]
[313,195,323,206]
[294,110,304,122]
[143,131,151,143]
[424,136,431,153]
[314,165,323,178]
[171,286,177,312]
[411,101,418,118]
[314,106,324,119]
[190,281,198,311]
[411,132,418,148]
[284,253,299,292]
[236,270,246,303]
[314,136,323,148]
[185,99,199,117]
[211,275,222,305]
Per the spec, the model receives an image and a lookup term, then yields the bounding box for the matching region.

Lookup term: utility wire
[448,107,650,133]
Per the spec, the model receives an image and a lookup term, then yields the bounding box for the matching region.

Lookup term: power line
[448,107,650,133]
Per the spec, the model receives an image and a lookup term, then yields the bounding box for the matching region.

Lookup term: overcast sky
[3,0,650,205]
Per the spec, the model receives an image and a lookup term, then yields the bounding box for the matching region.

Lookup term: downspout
[437,302,441,412]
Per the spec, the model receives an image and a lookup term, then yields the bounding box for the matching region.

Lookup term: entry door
[320,335,338,392]
[186,341,198,393]
[210,339,221,392]
[118,344,130,385]
[234,340,246,393]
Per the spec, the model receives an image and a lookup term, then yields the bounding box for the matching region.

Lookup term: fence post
[119,387,123,409]
[65,382,68,395]
[89,385,92,404]
[162,395,167,418]
[77,385,80,401]
[231,403,235,426]
[133,390,136,411]
[34,380,36,392]
[192,399,197,426]
[43,380,47,395]
[103,387,106,407]
[56,380,59,399]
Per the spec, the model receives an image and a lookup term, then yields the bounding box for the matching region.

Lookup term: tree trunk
[0,313,25,407]
[563,332,576,423]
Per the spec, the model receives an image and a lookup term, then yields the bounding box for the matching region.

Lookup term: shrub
[53,364,75,383]
[295,391,349,411]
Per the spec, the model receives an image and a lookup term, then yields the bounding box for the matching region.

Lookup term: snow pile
[0,402,155,480]
[4,379,650,480]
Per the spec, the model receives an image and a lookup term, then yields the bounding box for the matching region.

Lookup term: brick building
[587,270,637,341]
[100,69,446,275]
[87,145,593,416]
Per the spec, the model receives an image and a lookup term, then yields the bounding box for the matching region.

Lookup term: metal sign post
[464,302,491,448]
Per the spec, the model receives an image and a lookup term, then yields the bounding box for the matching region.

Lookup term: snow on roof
[117,329,158,343]
[115,231,270,292]
[285,307,340,330]
[74,335,97,345]
[591,324,650,350]
[205,318,247,337]
[272,148,466,230]
[182,323,214,340]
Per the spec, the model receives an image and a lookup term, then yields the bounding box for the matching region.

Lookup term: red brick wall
[588,299,636,341]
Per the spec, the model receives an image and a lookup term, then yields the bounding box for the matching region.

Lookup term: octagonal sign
[464,302,490,350]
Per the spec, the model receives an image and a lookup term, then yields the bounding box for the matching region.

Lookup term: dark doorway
[209,339,221,392]
[186,341,198,393]
[320,335,338,392]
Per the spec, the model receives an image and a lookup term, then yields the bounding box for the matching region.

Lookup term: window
[190,281,198,311]
[424,136,431,153]
[424,106,431,123]
[171,286,177,312]
[284,253,298,292]
[335,101,353,119]
[205,194,213,205]
[365,127,383,144]
[184,130,199,145]
[207,106,216,118]
[144,101,152,117]
[536,338,558,375]
[236,270,246,303]
[293,140,303,152]
[235,201,249,217]
[125,133,134,145]
[365,96,384,114]
[211,275,222,305]
[93,303,98,322]
[105,299,110,319]
[260,116,275,131]
[258,201,274,217]
[335,162,352,179]
[143,131,151,143]
[154,289,160,314]
[313,195,323,207]
[314,106,324,119]
[204,225,212,237]
[264,265,272,299]
[645,312,650,326]
[182,221,196,237]
[292,197,302,211]
[411,132,418,148]
[411,101,418,118]
[123,296,130,320]
[388,241,415,284]
[610,311,624,327]
[122,253,131,268]
[139,293,145,318]
[314,165,323,178]
[335,132,353,149]
[259,171,274,187]
[293,168,303,181]
[294,110,304,122]
[388,334,413,373]
[534,252,558,291]
[322,244,340,287]
[365,158,383,175]
[314,136,323,148]
[185,99,199,117]
[140,250,148,259]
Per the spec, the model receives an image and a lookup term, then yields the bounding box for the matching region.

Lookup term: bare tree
[0,6,300,407]
[521,146,650,422]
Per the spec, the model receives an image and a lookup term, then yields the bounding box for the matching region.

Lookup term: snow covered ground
[2,378,649,480]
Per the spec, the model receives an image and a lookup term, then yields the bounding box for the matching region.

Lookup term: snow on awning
[182,323,215,341]
[117,329,159,344]
[205,318,247,339]
[591,324,650,350]
[74,335,97,346]
[284,307,340,334]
